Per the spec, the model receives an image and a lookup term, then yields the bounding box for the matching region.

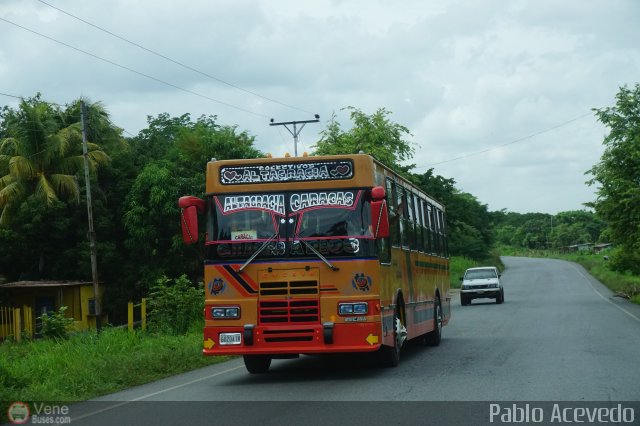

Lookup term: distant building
[573,243,593,252]
[0,280,106,340]
[561,243,594,253]
[593,243,613,253]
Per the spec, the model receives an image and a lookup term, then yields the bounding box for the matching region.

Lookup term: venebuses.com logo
[7,402,30,424]
[6,401,71,424]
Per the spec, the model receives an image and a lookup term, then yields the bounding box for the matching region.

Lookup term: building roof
[0,280,94,289]
[594,243,613,248]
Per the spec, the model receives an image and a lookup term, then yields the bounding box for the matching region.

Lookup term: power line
[416,111,594,169]
[0,92,23,100]
[0,17,271,119]
[36,0,315,116]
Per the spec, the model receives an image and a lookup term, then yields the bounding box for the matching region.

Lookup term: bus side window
[387,179,400,247]
[406,191,417,250]
[397,184,407,248]
[442,211,449,257]
[415,195,424,252]
[427,203,436,255]
[437,209,445,257]
[434,208,442,257]
[399,187,411,250]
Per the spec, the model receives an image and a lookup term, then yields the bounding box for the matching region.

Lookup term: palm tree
[0,97,110,225]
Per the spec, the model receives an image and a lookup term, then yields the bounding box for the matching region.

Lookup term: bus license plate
[219,333,241,345]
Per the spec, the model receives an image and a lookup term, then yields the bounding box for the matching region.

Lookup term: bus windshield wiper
[297,238,340,271]
[238,229,279,273]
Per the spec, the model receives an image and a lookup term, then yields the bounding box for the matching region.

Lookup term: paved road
[66,257,640,425]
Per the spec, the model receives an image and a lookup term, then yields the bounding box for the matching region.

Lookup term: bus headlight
[339,302,368,315]
[211,306,240,319]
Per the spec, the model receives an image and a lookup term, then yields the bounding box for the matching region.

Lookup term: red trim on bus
[214,265,258,297]
[203,322,382,356]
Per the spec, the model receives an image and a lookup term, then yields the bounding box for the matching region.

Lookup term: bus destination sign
[220,160,354,185]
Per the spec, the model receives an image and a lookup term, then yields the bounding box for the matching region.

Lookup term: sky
[1,0,639,214]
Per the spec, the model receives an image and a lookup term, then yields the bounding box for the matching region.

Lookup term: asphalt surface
[62,256,640,425]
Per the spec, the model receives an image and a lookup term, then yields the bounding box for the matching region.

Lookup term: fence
[0,306,34,342]
[128,298,147,331]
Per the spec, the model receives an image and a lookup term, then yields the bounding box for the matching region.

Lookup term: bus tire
[379,307,404,367]
[424,296,442,346]
[243,355,271,374]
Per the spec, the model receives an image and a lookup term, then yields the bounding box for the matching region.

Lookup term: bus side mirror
[371,186,389,239]
[178,196,205,245]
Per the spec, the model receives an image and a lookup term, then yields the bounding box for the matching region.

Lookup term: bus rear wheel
[424,296,442,346]
[243,355,271,374]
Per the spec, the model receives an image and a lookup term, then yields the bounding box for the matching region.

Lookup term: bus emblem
[208,278,226,295]
[352,273,372,292]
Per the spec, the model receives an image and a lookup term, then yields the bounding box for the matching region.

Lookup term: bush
[39,306,74,340]
[608,246,640,275]
[147,275,203,334]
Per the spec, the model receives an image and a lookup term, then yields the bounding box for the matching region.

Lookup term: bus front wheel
[243,355,271,374]
[379,307,406,367]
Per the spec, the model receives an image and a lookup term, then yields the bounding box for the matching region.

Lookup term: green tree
[130,112,193,168]
[587,84,640,273]
[553,210,605,246]
[413,169,457,204]
[492,209,605,250]
[0,97,109,225]
[414,170,494,259]
[122,114,262,289]
[0,97,114,280]
[313,107,415,175]
[147,275,203,335]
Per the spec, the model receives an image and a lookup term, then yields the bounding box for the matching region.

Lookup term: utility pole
[270,114,320,156]
[80,100,101,331]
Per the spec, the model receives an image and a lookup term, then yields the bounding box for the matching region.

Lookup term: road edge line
[571,263,640,323]
[71,365,244,422]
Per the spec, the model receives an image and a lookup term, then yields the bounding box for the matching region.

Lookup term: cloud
[1,0,639,214]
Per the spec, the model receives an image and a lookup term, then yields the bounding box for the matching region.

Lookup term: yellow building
[0,280,107,337]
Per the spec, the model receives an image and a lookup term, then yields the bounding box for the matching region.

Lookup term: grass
[0,325,230,405]
[563,252,640,303]
[498,246,640,304]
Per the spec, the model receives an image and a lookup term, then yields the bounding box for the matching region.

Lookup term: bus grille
[262,328,315,343]
[259,300,319,324]
[259,280,318,296]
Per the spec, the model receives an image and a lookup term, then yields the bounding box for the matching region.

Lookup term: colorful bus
[179,154,450,373]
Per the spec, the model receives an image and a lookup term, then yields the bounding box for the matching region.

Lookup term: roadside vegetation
[562,252,640,304]
[0,275,230,407]
[0,325,230,404]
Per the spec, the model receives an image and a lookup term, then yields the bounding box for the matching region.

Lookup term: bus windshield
[207,190,373,260]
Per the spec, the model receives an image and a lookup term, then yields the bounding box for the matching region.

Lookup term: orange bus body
[181,154,450,368]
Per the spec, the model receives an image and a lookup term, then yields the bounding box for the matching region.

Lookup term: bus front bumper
[203,322,383,356]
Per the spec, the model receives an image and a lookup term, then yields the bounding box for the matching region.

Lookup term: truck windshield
[206,190,374,261]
